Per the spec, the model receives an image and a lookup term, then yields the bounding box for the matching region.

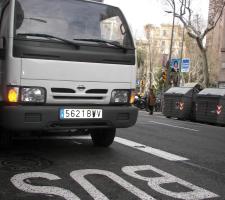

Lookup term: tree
[185,35,203,83]
[164,0,225,87]
[144,25,162,90]
[136,27,163,94]
[137,47,146,69]
[136,42,147,94]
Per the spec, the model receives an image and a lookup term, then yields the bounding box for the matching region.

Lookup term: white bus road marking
[11,172,80,200]
[70,169,155,200]
[11,166,219,200]
[148,121,199,132]
[122,165,219,200]
[114,137,189,161]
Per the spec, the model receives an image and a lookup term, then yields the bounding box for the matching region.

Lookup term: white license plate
[60,109,103,119]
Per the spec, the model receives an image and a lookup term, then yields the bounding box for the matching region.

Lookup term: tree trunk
[195,37,209,87]
[201,49,209,87]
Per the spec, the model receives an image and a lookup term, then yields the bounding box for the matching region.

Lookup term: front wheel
[91,128,116,147]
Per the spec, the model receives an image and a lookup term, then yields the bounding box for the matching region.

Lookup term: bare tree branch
[166,0,175,10]
[164,0,225,86]
[201,1,225,39]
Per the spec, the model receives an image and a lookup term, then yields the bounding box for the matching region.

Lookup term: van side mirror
[0,37,5,60]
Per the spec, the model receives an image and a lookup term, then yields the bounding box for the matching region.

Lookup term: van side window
[100,16,125,46]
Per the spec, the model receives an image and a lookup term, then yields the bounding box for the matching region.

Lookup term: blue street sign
[181,58,190,73]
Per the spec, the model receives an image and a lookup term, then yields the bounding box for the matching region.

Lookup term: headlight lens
[21,87,45,103]
[111,90,130,104]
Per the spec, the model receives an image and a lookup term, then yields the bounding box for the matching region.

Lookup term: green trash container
[163,86,200,120]
[196,88,225,125]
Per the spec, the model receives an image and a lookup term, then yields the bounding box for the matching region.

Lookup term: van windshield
[14,0,133,48]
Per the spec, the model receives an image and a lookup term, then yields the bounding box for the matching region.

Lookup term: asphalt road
[0,111,225,200]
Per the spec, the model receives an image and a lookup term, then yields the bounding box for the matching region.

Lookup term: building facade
[144,24,185,57]
[206,0,225,88]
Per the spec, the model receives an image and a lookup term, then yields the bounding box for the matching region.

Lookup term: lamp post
[165,10,175,88]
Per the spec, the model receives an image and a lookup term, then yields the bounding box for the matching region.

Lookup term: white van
[0,0,138,147]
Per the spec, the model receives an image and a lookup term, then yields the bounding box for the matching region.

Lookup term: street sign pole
[178,26,185,86]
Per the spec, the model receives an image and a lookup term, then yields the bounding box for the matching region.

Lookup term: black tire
[166,116,171,119]
[91,128,116,147]
[0,129,12,149]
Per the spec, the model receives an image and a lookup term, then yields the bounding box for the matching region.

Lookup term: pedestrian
[148,88,156,115]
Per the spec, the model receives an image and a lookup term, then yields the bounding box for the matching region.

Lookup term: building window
[163,30,167,36]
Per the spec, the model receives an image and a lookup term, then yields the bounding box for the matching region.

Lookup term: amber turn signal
[8,87,19,103]
[129,90,136,104]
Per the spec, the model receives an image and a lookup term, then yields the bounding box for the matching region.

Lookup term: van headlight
[21,87,46,103]
[110,90,130,104]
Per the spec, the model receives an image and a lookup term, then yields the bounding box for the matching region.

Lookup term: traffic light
[162,71,167,82]
[140,80,145,87]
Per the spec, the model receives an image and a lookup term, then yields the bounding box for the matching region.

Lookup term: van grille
[51,88,107,101]
[51,88,75,93]
[86,89,108,94]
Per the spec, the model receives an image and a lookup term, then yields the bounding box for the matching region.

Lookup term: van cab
[0,0,138,147]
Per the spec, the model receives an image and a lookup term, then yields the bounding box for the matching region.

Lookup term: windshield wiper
[16,33,80,49]
[73,38,131,53]
[26,17,47,23]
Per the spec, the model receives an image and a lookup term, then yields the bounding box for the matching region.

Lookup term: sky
[104,0,209,38]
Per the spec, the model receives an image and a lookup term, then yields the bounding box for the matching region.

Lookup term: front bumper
[0,105,138,131]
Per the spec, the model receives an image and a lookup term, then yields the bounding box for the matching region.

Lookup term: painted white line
[139,111,162,115]
[139,110,148,113]
[148,121,199,132]
[114,137,189,161]
[14,134,188,161]
[141,114,166,119]
[73,141,82,145]
[14,135,188,161]
[157,116,166,119]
